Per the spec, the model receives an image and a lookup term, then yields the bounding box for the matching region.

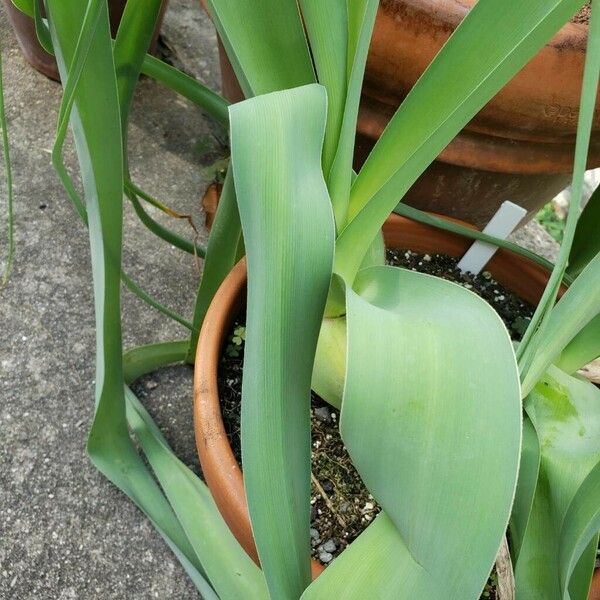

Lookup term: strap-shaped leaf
[334,0,586,283]
[568,184,600,279]
[186,170,241,361]
[522,251,600,396]
[509,417,541,561]
[125,387,269,599]
[298,0,348,176]
[339,265,521,598]
[560,462,600,599]
[556,313,600,375]
[515,367,600,598]
[229,84,335,600]
[205,0,314,97]
[327,0,378,231]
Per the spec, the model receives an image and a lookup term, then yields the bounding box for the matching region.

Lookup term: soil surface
[218,251,536,597]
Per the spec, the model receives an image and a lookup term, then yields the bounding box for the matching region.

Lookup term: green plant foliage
[569,184,600,278]
[334,0,586,286]
[0,46,14,289]
[515,367,600,598]
[536,202,566,243]
[338,265,521,598]
[229,84,335,600]
[204,0,315,97]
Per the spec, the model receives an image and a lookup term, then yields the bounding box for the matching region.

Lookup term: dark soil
[573,2,591,24]
[218,251,535,597]
[387,249,534,340]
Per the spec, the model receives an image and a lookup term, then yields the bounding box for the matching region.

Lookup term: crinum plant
[7,0,600,597]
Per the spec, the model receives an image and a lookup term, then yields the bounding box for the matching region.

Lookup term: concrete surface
[0,3,564,599]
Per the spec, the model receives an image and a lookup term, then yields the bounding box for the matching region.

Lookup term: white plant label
[457,200,527,275]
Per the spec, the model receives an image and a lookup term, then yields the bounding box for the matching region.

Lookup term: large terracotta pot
[210,0,599,227]
[193,213,598,590]
[1,0,167,81]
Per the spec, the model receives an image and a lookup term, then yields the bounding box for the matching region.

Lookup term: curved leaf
[515,367,600,599]
[340,265,521,598]
[334,0,586,284]
[568,184,600,279]
[205,0,314,97]
[230,84,335,600]
[522,251,600,396]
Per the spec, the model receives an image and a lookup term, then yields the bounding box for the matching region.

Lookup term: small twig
[495,535,515,600]
[311,471,347,529]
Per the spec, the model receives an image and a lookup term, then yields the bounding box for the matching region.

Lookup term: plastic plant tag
[457,201,527,275]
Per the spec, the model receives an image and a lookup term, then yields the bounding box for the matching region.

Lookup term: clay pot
[590,568,600,600]
[192,213,583,584]
[209,0,599,227]
[2,0,167,81]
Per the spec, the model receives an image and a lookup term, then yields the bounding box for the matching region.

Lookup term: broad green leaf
[204,0,314,97]
[186,169,241,362]
[334,0,586,284]
[125,387,269,600]
[298,0,348,175]
[568,184,600,278]
[301,512,440,598]
[556,314,600,375]
[522,251,600,396]
[230,84,335,600]
[0,46,14,289]
[509,417,541,562]
[515,367,600,599]
[327,0,378,231]
[340,266,521,598]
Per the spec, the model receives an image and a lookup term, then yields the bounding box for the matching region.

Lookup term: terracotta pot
[193,213,591,586]
[209,0,599,227]
[2,0,167,81]
[591,568,600,600]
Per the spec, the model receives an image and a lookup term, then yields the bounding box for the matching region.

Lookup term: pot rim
[193,212,567,580]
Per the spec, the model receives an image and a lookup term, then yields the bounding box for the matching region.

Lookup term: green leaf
[186,169,241,362]
[515,367,600,599]
[229,84,335,599]
[509,416,541,562]
[0,45,14,289]
[521,251,600,396]
[140,54,229,128]
[46,2,210,592]
[334,0,586,284]
[113,0,164,137]
[205,0,315,97]
[568,184,600,278]
[517,0,599,379]
[125,387,269,600]
[561,461,600,599]
[340,265,521,598]
[327,0,378,231]
[556,313,600,375]
[301,512,441,598]
[312,316,347,409]
[298,0,348,175]
[9,0,34,17]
